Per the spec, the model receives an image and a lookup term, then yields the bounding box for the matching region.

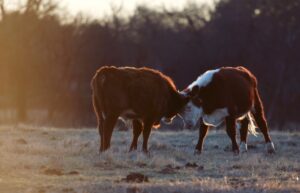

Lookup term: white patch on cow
[188,69,220,89]
[180,101,203,128]
[240,142,248,153]
[266,142,275,153]
[202,108,229,127]
[180,104,228,128]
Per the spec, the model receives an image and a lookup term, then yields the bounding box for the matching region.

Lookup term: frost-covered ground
[0,125,299,193]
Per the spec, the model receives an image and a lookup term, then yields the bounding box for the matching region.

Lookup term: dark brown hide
[194,67,256,116]
[91,66,188,152]
[186,66,273,154]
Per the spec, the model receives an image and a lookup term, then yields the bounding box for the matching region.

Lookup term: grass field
[0,125,299,193]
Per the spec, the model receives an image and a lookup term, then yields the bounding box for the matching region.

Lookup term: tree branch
[0,0,6,20]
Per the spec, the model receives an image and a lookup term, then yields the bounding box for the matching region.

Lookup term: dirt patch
[67,171,80,175]
[136,163,147,168]
[232,165,243,169]
[42,131,49,135]
[16,138,27,145]
[42,168,64,176]
[185,162,198,168]
[122,172,149,183]
[62,188,76,192]
[24,165,31,170]
[38,189,46,193]
[185,162,204,171]
[159,165,181,174]
[126,187,141,193]
[50,136,57,140]
[228,178,246,188]
[277,166,300,173]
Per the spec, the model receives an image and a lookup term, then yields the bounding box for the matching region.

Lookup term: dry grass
[0,125,299,193]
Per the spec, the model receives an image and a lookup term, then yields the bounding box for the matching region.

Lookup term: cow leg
[253,90,275,153]
[142,120,153,153]
[101,115,118,152]
[252,111,275,153]
[98,115,105,153]
[129,119,143,152]
[252,111,271,143]
[195,119,209,155]
[225,116,239,154]
[239,117,249,153]
[92,96,105,153]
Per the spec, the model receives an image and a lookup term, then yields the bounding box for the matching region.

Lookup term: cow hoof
[129,147,137,153]
[142,150,151,157]
[99,149,104,154]
[233,149,239,155]
[128,149,136,153]
[240,142,248,153]
[266,142,275,154]
[194,149,202,155]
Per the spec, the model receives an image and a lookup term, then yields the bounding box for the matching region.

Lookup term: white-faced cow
[91,66,189,153]
[179,66,275,154]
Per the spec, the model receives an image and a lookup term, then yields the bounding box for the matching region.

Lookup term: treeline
[0,0,299,128]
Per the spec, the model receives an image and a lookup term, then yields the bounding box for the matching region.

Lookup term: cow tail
[246,112,258,136]
[249,87,270,136]
[253,88,264,119]
[239,67,259,136]
[248,86,267,136]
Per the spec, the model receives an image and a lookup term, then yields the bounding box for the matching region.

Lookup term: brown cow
[91,66,189,153]
[179,66,275,154]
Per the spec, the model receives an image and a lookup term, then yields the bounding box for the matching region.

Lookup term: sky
[61,0,213,18]
[5,0,214,19]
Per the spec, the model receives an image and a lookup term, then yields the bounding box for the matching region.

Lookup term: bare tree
[0,0,6,20]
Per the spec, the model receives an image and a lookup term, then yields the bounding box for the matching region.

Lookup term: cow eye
[189,86,199,97]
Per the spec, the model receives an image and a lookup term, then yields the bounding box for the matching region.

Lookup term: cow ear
[189,85,199,97]
[179,88,189,98]
[179,85,199,99]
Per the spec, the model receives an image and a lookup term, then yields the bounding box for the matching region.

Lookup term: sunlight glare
[61,0,213,18]
[3,0,213,18]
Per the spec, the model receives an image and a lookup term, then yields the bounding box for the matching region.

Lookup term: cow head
[162,90,190,124]
[178,85,204,129]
